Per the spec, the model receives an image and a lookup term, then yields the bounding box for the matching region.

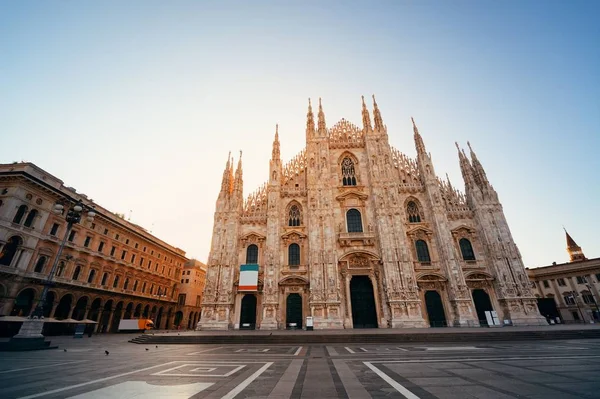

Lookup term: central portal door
[350,276,378,328]
[240,294,257,330]
[286,293,303,329]
[425,290,447,327]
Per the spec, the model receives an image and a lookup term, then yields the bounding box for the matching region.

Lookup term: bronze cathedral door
[350,276,378,328]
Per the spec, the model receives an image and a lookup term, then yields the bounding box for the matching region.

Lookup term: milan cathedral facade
[199,97,544,330]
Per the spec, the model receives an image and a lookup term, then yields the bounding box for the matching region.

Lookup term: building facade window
[459,238,476,261]
[582,292,596,305]
[407,201,422,223]
[557,278,566,287]
[84,236,91,247]
[56,261,65,277]
[110,246,116,256]
[113,275,120,288]
[415,240,431,263]
[50,223,59,236]
[0,236,22,266]
[288,204,301,226]
[24,209,38,228]
[87,269,96,283]
[121,250,127,260]
[564,294,576,305]
[576,276,588,284]
[68,230,76,242]
[341,157,357,186]
[101,272,109,286]
[288,243,300,265]
[13,205,28,224]
[543,280,550,288]
[123,278,129,290]
[34,256,47,273]
[72,266,81,280]
[346,209,363,233]
[246,244,259,264]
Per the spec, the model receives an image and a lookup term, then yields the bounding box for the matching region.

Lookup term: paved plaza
[1,334,600,398]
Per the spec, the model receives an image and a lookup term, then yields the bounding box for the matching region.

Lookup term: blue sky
[1,1,598,266]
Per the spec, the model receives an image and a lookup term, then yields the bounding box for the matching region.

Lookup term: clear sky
[1,1,598,267]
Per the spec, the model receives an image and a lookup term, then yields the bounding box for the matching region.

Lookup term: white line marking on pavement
[221,362,273,399]
[395,347,409,352]
[17,362,176,399]
[268,359,303,399]
[188,346,223,355]
[345,346,355,354]
[294,346,303,356]
[66,381,213,399]
[0,361,85,374]
[372,355,600,364]
[152,364,245,377]
[364,362,420,399]
[360,348,368,352]
[326,346,339,356]
[333,359,371,398]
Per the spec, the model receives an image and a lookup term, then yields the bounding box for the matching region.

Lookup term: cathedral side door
[350,276,378,328]
[240,294,257,330]
[286,293,302,329]
[425,290,447,327]
[472,289,494,326]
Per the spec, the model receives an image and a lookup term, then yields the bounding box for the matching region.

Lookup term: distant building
[200,97,545,330]
[178,259,206,329]
[527,231,600,323]
[0,162,188,334]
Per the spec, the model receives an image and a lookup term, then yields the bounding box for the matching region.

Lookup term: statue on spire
[317,97,327,135]
[372,95,384,131]
[467,141,489,186]
[361,95,372,132]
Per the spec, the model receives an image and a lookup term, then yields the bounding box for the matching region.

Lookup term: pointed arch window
[415,240,431,263]
[24,209,38,228]
[407,201,422,223]
[246,244,258,264]
[341,157,357,186]
[288,243,300,266]
[87,269,96,283]
[34,256,47,273]
[459,238,476,261]
[13,205,28,224]
[288,204,301,226]
[346,209,363,233]
[72,265,82,281]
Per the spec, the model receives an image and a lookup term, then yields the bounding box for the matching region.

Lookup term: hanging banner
[239,264,259,291]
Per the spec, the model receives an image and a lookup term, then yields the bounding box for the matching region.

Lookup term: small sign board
[306,316,314,330]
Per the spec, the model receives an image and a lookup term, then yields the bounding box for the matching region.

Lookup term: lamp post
[5,200,95,350]
[568,291,585,323]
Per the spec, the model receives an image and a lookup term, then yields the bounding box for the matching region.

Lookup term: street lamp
[568,291,585,323]
[5,200,96,350]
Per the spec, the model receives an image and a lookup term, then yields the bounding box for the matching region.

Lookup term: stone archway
[350,276,378,328]
[286,293,303,329]
[11,288,36,316]
[424,291,447,327]
[239,294,257,329]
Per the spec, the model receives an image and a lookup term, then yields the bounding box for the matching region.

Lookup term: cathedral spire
[272,124,280,161]
[221,151,232,194]
[317,97,327,136]
[456,142,475,187]
[412,117,427,156]
[372,95,384,131]
[233,150,243,195]
[564,228,587,262]
[467,141,489,186]
[361,95,372,132]
[306,98,315,139]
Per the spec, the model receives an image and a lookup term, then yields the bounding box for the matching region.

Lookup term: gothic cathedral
[199,96,545,330]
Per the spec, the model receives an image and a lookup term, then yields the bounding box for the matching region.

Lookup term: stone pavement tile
[332,359,370,399]
[425,362,474,370]
[385,363,451,377]
[300,359,337,398]
[556,371,600,381]
[420,386,471,399]
[545,382,600,397]
[448,368,500,382]
[480,378,578,398]
[405,377,472,387]
[531,364,600,373]
[454,384,518,399]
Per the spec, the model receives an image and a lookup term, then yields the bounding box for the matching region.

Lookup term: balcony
[338,231,376,247]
